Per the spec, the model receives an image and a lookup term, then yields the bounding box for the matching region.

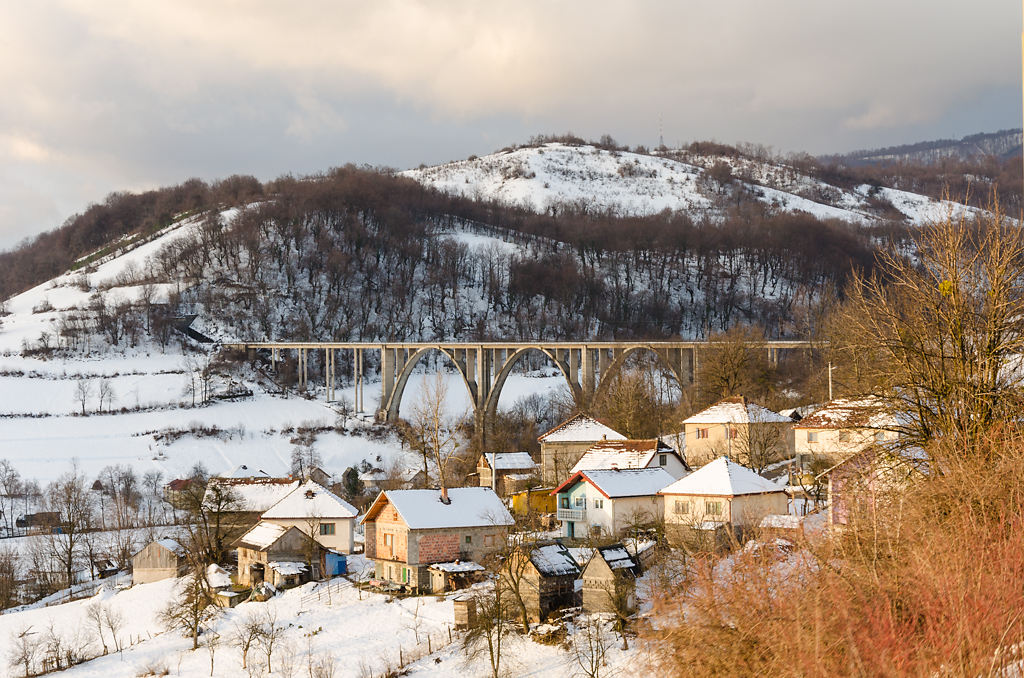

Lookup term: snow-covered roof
[623,538,657,558]
[530,543,580,577]
[538,413,626,443]
[482,452,538,471]
[428,561,485,573]
[795,397,904,430]
[205,478,299,512]
[571,439,679,474]
[262,480,358,520]
[659,457,784,497]
[237,521,291,550]
[759,514,802,530]
[220,464,271,479]
[267,561,307,576]
[363,487,514,530]
[597,544,638,571]
[554,468,675,498]
[683,396,792,425]
[154,538,185,557]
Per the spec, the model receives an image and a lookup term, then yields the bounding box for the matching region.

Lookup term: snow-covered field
[0,563,644,677]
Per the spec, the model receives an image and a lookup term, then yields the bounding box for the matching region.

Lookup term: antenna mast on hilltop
[659,114,665,149]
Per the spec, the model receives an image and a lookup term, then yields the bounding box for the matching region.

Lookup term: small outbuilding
[581,543,641,615]
[132,538,188,585]
[516,542,581,622]
[477,452,539,495]
[234,521,322,588]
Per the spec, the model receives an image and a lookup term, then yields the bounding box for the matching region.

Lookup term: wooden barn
[514,542,581,622]
[581,543,641,615]
[132,538,188,585]
[234,521,322,588]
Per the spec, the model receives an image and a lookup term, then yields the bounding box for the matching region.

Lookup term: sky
[0,1,1020,250]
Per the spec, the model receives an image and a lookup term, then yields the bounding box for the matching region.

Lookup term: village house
[677,396,794,468]
[260,480,359,556]
[477,452,539,495]
[538,413,627,485]
[659,456,788,545]
[361,487,514,593]
[234,521,322,588]
[203,476,300,529]
[793,397,904,470]
[510,487,558,517]
[819,447,927,530]
[553,468,675,539]
[131,538,188,585]
[571,438,689,480]
[581,543,641,615]
[511,542,581,622]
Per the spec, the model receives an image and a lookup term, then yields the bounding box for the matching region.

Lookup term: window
[674,500,690,515]
[484,534,494,547]
[705,501,723,516]
[560,497,569,508]
[696,428,709,439]
[574,496,585,507]
[838,431,850,442]
[384,533,393,546]
[728,428,738,440]
[465,535,473,544]
[319,523,335,536]
[807,431,819,443]
[659,454,667,466]
[594,499,604,509]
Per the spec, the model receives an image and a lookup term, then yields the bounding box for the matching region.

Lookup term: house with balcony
[571,439,689,480]
[678,396,794,468]
[552,468,675,539]
[477,452,539,495]
[659,456,788,546]
[538,413,627,484]
[361,487,514,592]
[793,397,904,470]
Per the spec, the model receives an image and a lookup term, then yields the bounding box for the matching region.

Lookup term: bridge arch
[482,346,582,419]
[592,345,688,402]
[382,347,476,421]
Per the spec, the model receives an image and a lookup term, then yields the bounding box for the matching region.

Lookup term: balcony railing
[556,507,586,522]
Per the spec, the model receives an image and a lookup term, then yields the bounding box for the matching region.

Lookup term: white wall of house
[609,495,664,534]
[263,516,355,554]
[662,492,786,528]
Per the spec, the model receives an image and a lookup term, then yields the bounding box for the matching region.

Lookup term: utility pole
[828,361,834,401]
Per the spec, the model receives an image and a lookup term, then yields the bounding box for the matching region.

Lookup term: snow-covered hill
[403,142,983,226]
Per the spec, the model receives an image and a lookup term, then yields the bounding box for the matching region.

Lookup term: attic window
[659,454,667,466]
[304,490,316,499]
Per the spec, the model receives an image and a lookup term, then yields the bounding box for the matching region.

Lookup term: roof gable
[237,521,304,551]
[262,480,358,520]
[554,468,675,498]
[362,487,514,529]
[683,396,792,425]
[538,413,626,443]
[659,457,783,496]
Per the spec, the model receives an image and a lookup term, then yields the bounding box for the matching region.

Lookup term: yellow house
[793,397,903,470]
[510,487,557,515]
[677,396,794,468]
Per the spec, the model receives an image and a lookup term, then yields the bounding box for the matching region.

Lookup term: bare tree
[203,630,221,676]
[97,379,115,413]
[570,616,611,678]
[462,580,510,678]
[0,546,18,610]
[231,610,263,671]
[74,379,93,415]
[159,570,220,650]
[734,413,786,473]
[86,602,109,655]
[8,625,41,678]
[256,608,284,674]
[46,467,94,589]
[410,373,463,492]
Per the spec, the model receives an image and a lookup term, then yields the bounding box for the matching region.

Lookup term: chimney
[440,486,450,505]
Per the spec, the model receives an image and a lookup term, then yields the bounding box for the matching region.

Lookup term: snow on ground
[0,568,642,678]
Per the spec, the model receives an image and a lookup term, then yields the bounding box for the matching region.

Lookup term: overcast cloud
[0,0,1019,249]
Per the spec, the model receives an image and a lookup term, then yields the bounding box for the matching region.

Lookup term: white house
[676,396,794,467]
[261,480,359,554]
[552,468,675,539]
[793,397,904,469]
[659,457,788,543]
[571,439,688,480]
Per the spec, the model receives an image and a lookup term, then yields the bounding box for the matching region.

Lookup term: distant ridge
[825,129,1023,166]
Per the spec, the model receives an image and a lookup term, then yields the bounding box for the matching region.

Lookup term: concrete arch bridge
[224,341,814,425]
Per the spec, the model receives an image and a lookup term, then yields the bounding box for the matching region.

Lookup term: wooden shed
[234,521,322,588]
[132,538,188,585]
[581,543,641,615]
[516,543,581,622]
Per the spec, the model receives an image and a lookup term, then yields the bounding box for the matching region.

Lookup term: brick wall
[416,533,461,563]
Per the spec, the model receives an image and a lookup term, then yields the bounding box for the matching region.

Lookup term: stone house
[506,542,581,623]
[234,521,322,588]
[793,397,904,470]
[660,456,788,545]
[553,468,675,540]
[361,487,514,593]
[132,538,188,585]
[260,480,359,554]
[477,452,539,495]
[571,439,689,480]
[677,396,794,468]
[581,544,641,615]
[538,413,626,485]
